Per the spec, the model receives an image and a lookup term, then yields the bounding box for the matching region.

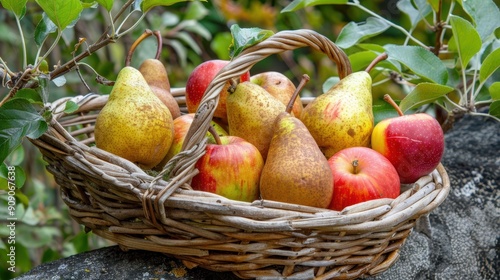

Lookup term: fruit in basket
[251,71,303,117]
[158,113,228,167]
[226,81,286,161]
[260,75,333,209]
[300,71,374,158]
[185,59,250,124]
[139,59,181,119]
[327,146,400,211]
[94,66,174,169]
[191,134,263,202]
[260,111,333,208]
[371,94,444,184]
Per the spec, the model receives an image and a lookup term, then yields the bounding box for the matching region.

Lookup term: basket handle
[151,29,352,210]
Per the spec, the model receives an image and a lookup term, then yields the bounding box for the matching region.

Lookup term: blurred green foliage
[0,0,499,278]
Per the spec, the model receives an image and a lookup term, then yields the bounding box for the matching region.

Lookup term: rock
[16,114,499,280]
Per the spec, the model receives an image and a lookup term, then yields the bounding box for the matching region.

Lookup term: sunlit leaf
[35,0,83,30]
[141,0,205,13]
[399,83,454,112]
[282,0,348,13]
[13,89,43,105]
[0,99,48,164]
[229,24,274,58]
[479,47,500,83]
[459,0,500,41]
[489,100,500,118]
[0,0,28,18]
[426,0,439,12]
[489,82,500,100]
[34,13,57,46]
[449,15,481,70]
[211,32,232,60]
[336,17,390,49]
[385,44,448,84]
[95,0,114,11]
[64,101,79,114]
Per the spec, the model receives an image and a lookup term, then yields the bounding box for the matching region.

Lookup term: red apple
[328,147,400,211]
[191,135,263,202]
[185,60,250,124]
[155,113,228,170]
[371,95,445,184]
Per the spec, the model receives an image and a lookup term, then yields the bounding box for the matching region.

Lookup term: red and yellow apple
[371,95,445,184]
[191,135,263,202]
[328,146,400,211]
[155,113,228,170]
[185,59,250,124]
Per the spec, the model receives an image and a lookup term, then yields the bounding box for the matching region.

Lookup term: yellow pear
[94,66,174,169]
[260,111,333,208]
[300,71,374,158]
[226,81,286,161]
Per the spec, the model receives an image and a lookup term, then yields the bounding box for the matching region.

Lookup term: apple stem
[365,52,388,73]
[383,94,404,116]
[286,74,310,114]
[208,125,222,145]
[352,159,359,174]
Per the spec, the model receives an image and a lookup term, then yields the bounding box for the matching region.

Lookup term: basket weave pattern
[30,30,450,279]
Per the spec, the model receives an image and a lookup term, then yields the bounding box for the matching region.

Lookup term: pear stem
[365,52,388,73]
[208,125,222,145]
[383,94,404,116]
[125,29,157,66]
[352,160,359,174]
[286,74,310,114]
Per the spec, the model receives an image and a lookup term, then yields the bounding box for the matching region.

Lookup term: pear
[139,58,181,119]
[260,111,333,208]
[226,81,286,161]
[300,71,374,159]
[250,71,303,117]
[94,66,174,169]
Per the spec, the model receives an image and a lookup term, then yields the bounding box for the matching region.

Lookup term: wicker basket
[30,29,450,280]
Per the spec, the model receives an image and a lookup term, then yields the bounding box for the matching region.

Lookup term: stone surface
[16,114,499,280]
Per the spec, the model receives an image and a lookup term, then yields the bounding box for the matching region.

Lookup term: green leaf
[397,0,432,27]
[426,0,440,12]
[0,0,28,18]
[384,44,448,84]
[229,24,274,58]
[95,0,114,11]
[322,77,340,93]
[489,82,500,100]
[34,13,57,46]
[211,32,232,60]
[336,17,391,49]
[399,83,454,112]
[13,89,44,105]
[35,0,83,30]
[64,101,79,114]
[479,47,500,83]
[281,0,348,13]
[459,0,500,41]
[0,99,48,164]
[175,31,201,54]
[449,15,481,70]
[489,100,500,118]
[141,0,205,13]
[184,1,208,20]
[167,39,187,68]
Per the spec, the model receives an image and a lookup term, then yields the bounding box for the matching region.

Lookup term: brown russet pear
[139,58,181,119]
[259,111,333,208]
[250,71,303,117]
[94,66,174,169]
[226,81,286,161]
[300,71,374,159]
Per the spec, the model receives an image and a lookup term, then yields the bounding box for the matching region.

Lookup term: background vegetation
[0,0,498,278]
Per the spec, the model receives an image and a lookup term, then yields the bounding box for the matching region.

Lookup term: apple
[250,71,303,117]
[191,135,264,202]
[328,146,400,211]
[185,59,250,124]
[371,95,445,184]
[155,113,228,170]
